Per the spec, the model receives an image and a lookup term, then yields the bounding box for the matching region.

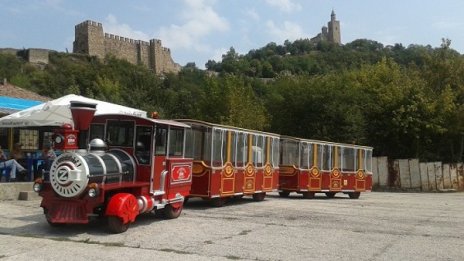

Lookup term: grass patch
[225,255,241,260]
[204,240,213,244]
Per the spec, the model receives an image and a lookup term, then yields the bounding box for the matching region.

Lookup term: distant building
[73,20,181,74]
[0,48,50,65]
[311,10,342,45]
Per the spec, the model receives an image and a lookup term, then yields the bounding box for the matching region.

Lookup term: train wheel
[210,198,226,207]
[325,192,336,198]
[107,216,129,234]
[279,191,290,197]
[183,197,189,205]
[164,204,183,219]
[302,192,315,199]
[252,192,266,201]
[348,192,361,199]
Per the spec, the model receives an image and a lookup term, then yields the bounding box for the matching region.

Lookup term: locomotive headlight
[33,178,43,192]
[87,183,99,198]
[33,182,43,192]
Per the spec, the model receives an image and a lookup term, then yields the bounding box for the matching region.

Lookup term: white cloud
[432,20,462,30]
[244,8,260,21]
[264,0,301,13]
[157,0,229,51]
[266,20,306,42]
[104,14,150,41]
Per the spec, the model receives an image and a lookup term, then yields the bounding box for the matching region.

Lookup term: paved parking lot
[0,191,463,260]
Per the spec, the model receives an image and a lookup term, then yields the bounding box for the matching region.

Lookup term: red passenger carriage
[178,120,280,206]
[33,102,192,233]
[279,136,373,199]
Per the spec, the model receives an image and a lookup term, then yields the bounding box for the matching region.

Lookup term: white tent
[0,94,147,128]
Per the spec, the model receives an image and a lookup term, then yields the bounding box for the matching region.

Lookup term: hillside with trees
[1,38,464,162]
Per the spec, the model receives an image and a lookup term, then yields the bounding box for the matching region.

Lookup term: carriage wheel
[348,192,361,199]
[210,197,227,207]
[325,192,336,198]
[302,192,315,199]
[252,192,266,201]
[164,204,183,219]
[278,191,290,198]
[107,216,129,234]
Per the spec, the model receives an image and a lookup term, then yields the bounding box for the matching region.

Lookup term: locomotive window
[89,124,105,141]
[168,128,184,157]
[135,126,152,165]
[321,144,333,171]
[300,142,313,170]
[185,128,202,160]
[106,121,134,147]
[203,128,212,164]
[212,128,226,167]
[252,135,265,167]
[234,132,248,168]
[281,139,299,166]
[341,147,357,172]
[271,137,280,168]
[155,126,167,156]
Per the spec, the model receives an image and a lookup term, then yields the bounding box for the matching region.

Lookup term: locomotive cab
[35,111,192,233]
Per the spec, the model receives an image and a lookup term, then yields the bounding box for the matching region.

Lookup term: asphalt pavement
[0,191,463,260]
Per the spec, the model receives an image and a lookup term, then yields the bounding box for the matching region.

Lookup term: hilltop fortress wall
[73,20,180,74]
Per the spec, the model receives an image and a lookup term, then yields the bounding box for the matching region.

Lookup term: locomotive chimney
[70,101,97,130]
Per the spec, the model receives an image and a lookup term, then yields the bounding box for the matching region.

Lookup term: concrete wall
[372,157,464,191]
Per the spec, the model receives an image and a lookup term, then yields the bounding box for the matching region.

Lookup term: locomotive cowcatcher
[33,102,192,233]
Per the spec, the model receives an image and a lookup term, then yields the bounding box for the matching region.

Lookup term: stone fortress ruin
[73,20,181,74]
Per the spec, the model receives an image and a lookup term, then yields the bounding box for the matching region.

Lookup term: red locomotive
[33,102,192,233]
[279,136,373,199]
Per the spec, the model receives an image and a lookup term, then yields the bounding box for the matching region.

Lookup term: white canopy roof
[0,94,147,128]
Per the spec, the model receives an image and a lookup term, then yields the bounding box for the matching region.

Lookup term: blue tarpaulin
[0,96,42,114]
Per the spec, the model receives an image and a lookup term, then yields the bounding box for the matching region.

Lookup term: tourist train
[33,102,372,233]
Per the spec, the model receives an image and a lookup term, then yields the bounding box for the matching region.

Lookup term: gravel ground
[0,191,463,260]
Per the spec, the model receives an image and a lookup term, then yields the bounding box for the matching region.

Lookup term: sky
[1,0,464,68]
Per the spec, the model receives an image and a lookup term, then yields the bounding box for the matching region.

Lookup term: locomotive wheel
[325,192,336,198]
[107,216,129,234]
[302,192,315,199]
[279,191,290,197]
[210,198,227,207]
[163,204,183,219]
[252,192,266,201]
[348,192,361,199]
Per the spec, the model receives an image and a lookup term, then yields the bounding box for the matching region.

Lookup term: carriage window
[321,144,332,171]
[300,142,313,169]
[185,128,204,160]
[212,128,226,167]
[342,147,357,171]
[106,121,134,147]
[365,149,373,172]
[135,126,152,164]
[281,139,299,166]
[89,124,105,141]
[169,128,184,157]
[234,132,247,167]
[271,137,280,168]
[155,126,167,155]
[252,135,265,167]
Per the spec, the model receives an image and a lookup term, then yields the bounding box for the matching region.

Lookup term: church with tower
[310,10,341,45]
